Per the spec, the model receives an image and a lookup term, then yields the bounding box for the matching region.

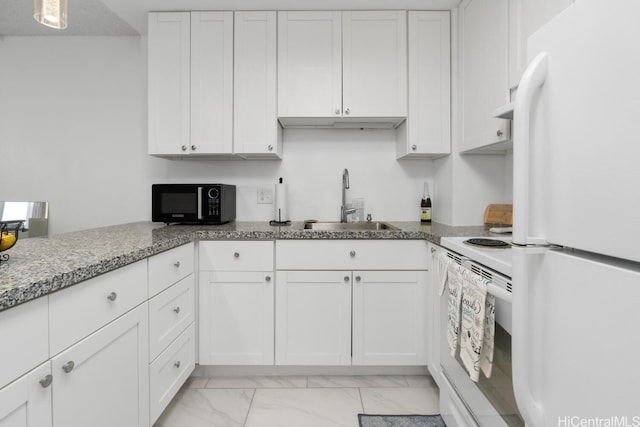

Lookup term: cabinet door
[397,11,451,158]
[200,271,274,365]
[352,270,428,365]
[0,363,51,427]
[342,11,407,118]
[277,11,342,119]
[190,12,233,155]
[275,271,351,365]
[234,12,282,158]
[148,12,190,156]
[459,0,510,152]
[51,304,149,427]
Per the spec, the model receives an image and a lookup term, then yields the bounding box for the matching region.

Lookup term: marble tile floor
[154,375,440,427]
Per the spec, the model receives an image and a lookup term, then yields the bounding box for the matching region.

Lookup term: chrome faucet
[341,168,357,223]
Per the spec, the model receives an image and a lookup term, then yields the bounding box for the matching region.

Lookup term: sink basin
[303,221,399,231]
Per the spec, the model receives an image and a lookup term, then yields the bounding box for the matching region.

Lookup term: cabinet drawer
[276,240,429,270]
[49,260,148,356]
[149,274,195,361]
[199,241,274,271]
[149,243,194,297]
[150,323,195,424]
[0,297,49,389]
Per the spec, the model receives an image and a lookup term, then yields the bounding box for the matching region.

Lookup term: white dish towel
[480,293,496,379]
[459,269,488,382]
[437,252,451,296]
[446,263,464,356]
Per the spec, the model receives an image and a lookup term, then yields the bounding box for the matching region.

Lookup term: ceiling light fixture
[34,0,68,29]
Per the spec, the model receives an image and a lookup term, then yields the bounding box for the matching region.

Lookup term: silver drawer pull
[107,292,117,302]
[62,361,75,373]
[355,276,362,282]
[350,251,356,258]
[174,261,181,268]
[174,361,181,369]
[265,276,271,282]
[344,276,350,282]
[430,247,436,254]
[234,252,240,258]
[173,306,181,314]
[39,374,53,388]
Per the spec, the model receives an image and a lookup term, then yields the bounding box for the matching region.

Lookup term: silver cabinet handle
[345,108,350,115]
[191,145,197,151]
[107,292,117,302]
[174,361,181,369]
[234,252,240,258]
[173,306,181,314]
[430,247,436,254]
[39,374,53,388]
[497,130,503,137]
[268,145,273,151]
[62,361,75,373]
[344,276,350,282]
[350,251,356,258]
[265,275,271,282]
[174,261,181,268]
[412,144,417,150]
[335,109,341,115]
[355,275,362,282]
[181,145,187,151]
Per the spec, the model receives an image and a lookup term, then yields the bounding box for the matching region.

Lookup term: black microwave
[152,184,236,224]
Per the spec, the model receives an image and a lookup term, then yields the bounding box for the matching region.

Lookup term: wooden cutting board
[483,204,513,225]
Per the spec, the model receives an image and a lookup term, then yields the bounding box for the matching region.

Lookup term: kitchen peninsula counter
[0,221,490,312]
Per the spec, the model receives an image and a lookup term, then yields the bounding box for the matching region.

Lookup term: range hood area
[277,116,406,129]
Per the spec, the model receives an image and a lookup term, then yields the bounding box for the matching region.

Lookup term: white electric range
[434,236,522,427]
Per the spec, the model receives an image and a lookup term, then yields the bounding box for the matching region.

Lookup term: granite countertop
[0,221,490,312]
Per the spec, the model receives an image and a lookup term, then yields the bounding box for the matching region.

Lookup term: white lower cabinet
[352,270,428,365]
[51,304,149,427]
[275,240,430,367]
[0,362,52,427]
[200,271,274,365]
[275,270,352,365]
[199,241,275,366]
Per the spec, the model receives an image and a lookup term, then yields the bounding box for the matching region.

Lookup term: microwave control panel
[207,187,220,217]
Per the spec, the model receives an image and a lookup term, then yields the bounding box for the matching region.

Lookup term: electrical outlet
[257,188,273,204]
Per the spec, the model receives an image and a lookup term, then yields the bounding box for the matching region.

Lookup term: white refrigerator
[511,0,640,425]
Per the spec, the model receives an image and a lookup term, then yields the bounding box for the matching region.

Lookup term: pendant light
[34,0,68,29]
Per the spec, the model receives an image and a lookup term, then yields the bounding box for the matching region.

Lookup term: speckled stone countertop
[0,221,490,312]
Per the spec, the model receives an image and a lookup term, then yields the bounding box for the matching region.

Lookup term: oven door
[438,269,523,427]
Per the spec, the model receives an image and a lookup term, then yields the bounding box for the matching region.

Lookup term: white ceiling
[0,0,460,37]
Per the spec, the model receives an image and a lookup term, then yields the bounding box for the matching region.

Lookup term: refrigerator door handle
[512,248,544,427]
[513,52,548,246]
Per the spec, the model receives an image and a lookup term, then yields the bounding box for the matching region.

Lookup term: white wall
[0,36,435,234]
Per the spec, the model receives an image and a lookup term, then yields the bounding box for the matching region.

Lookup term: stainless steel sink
[303,221,399,231]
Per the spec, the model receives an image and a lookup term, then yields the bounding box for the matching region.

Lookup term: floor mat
[358,414,446,427]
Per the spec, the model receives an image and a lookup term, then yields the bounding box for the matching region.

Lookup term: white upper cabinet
[190,12,234,156]
[277,12,342,121]
[148,12,190,157]
[148,12,233,157]
[459,0,511,153]
[234,12,282,159]
[278,11,407,128]
[342,11,407,119]
[397,11,451,159]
